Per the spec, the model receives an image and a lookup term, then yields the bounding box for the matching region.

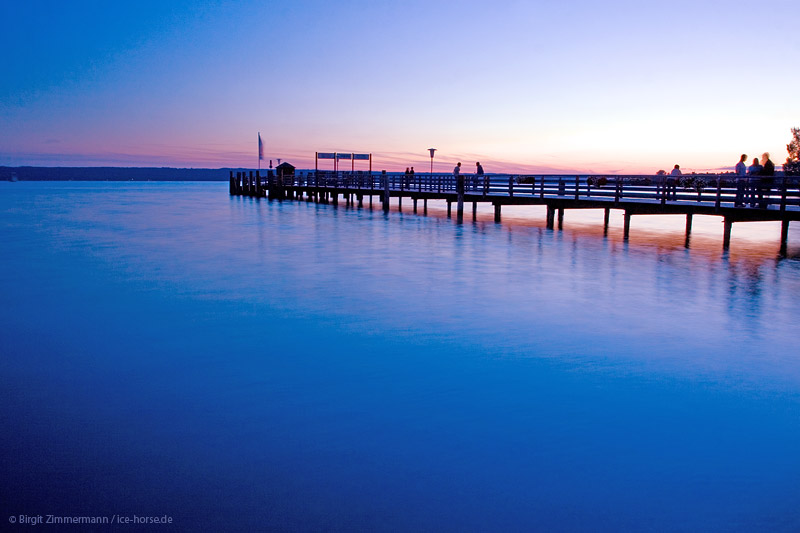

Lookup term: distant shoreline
[0,166,244,181]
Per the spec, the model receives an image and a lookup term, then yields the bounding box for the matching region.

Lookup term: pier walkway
[229,171,800,251]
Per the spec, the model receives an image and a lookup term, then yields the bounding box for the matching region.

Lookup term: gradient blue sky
[1,0,797,173]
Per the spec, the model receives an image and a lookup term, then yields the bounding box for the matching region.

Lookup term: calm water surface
[2,182,799,531]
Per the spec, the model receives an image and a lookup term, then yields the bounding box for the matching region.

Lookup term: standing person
[747,156,762,207]
[409,166,415,189]
[654,170,666,199]
[758,152,775,208]
[667,164,681,200]
[734,154,748,207]
[475,162,484,191]
[453,162,462,194]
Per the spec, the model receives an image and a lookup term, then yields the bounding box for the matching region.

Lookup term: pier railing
[229,169,799,249]
[275,172,800,210]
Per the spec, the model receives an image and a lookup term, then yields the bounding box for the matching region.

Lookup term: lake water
[2,181,799,531]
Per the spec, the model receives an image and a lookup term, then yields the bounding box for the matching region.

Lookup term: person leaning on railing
[757,152,775,209]
[475,162,484,191]
[666,164,681,200]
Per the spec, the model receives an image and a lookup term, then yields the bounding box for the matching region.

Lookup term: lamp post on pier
[428,148,437,175]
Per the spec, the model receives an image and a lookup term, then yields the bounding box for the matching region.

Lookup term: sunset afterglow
[2,0,797,173]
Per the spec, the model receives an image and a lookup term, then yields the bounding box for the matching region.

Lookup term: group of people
[657,153,775,208]
[734,152,775,208]
[453,162,485,191]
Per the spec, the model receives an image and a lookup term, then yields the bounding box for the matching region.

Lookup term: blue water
[2,182,799,531]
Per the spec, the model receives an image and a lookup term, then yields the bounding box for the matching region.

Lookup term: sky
[1,0,798,174]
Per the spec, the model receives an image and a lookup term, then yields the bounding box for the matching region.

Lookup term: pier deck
[229,171,800,251]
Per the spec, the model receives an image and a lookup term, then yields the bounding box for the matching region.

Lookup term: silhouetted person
[667,164,681,200]
[735,154,747,207]
[757,152,775,208]
[475,162,484,191]
[747,157,762,207]
[655,169,666,199]
[453,162,462,194]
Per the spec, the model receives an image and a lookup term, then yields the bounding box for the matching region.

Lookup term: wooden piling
[623,211,631,240]
[781,219,790,246]
[685,213,693,236]
[546,205,555,229]
[558,207,564,229]
[603,207,610,229]
[494,203,501,223]
[382,171,389,213]
[723,218,733,249]
[457,173,464,221]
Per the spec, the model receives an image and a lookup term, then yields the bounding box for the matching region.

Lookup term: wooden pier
[229,170,800,251]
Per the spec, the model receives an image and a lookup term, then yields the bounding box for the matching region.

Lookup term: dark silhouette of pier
[229,170,800,251]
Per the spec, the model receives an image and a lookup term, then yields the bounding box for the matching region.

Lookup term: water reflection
[2,182,800,531]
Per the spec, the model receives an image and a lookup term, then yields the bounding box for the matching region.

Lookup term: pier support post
[494,203,501,223]
[382,171,389,213]
[413,198,418,213]
[623,211,631,240]
[456,174,464,222]
[546,205,555,229]
[558,207,564,229]
[685,214,693,237]
[447,201,452,218]
[603,208,610,229]
[781,219,789,247]
[398,195,402,211]
[424,199,428,215]
[723,218,733,250]
[229,171,235,195]
[473,201,477,220]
